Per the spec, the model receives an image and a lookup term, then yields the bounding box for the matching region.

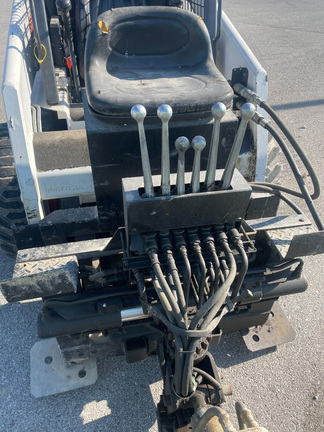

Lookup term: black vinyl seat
[85,6,233,118]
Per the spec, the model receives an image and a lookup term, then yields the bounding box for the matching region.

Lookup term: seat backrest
[86,6,212,74]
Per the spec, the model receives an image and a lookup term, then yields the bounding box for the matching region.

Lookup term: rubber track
[0,123,27,257]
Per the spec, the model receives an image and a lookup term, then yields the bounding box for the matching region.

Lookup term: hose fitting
[144,233,158,254]
[233,82,263,106]
[159,230,172,252]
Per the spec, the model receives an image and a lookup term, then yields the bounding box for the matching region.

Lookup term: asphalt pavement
[0,1,323,431]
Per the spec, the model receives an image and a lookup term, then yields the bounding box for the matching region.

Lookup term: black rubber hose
[260,100,320,200]
[180,235,237,397]
[133,269,148,314]
[179,245,192,307]
[165,249,188,326]
[190,234,236,330]
[253,122,324,230]
[233,83,320,200]
[204,238,222,294]
[172,230,192,307]
[231,243,248,298]
[152,276,176,325]
[190,277,200,305]
[145,233,189,395]
[250,184,303,215]
[152,275,186,396]
[202,239,236,328]
[149,251,186,330]
[192,367,222,391]
[229,228,248,298]
[192,243,207,308]
[206,262,216,295]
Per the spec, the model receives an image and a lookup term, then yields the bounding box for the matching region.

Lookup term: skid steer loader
[1,0,324,430]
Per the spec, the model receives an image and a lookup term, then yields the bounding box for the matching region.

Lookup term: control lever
[205,102,227,191]
[191,136,206,193]
[131,105,154,198]
[175,137,190,195]
[157,105,173,196]
[220,103,256,190]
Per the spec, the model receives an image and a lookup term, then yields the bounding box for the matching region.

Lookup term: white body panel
[2,0,43,222]
[217,12,268,181]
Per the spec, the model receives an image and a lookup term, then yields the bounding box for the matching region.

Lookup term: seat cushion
[85,6,233,117]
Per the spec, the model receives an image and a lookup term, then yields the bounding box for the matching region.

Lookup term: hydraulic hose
[250,183,303,215]
[190,233,236,330]
[229,228,249,298]
[152,276,176,325]
[165,248,188,326]
[250,111,324,230]
[152,271,186,395]
[202,230,223,294]
[206,262,216,295]
[181,232,237,396]
[145,234,189,395]
[194,243,207,308]
[149,303,229,339]
[188,229,207,309]
[149,251,186,329]
[179,245,192,307]
[261,101,320,199]
[201,238,236,328]
[190,274,200,305]
[147,230,236,398]
[133,269,148,313]
[192,367,222,391]
[173,230,192,307]
[233,83,320,200]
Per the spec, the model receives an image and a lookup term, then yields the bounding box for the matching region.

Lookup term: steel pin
[157,104,173,196]
[191,136,206,193]
[131,104,154,198]
[220,103,256,190]
[205,102,227,191]
[175,136,190,195]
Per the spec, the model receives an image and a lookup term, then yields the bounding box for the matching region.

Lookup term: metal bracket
[30,337,98,398]
[240,302,296,351]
